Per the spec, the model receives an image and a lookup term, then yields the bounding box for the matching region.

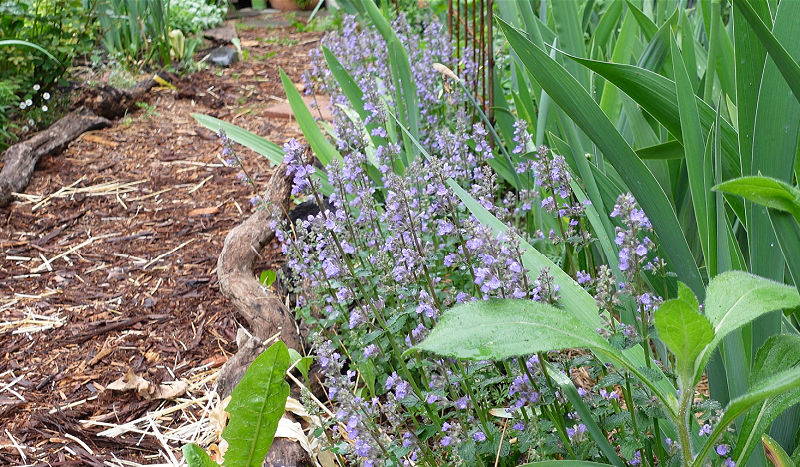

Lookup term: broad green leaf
[654,298,714,386]
[696,271,800,387]
[500,19,704,298]
[223,341,290,467]
[696,365,800,467]
[677,282,700,311]
[415,298,671,414]
[181,443,217,467]
[731,0,800,107]
[279,69,342,167]
[734,335,800,465]
[416,299,610,361]
[763,434,796,467]
[706,272,800,339]
[714,176,800,221]
[191,113,284,165]
[446,180,678,416]
[545,362,625,467]
[287,348,312,381]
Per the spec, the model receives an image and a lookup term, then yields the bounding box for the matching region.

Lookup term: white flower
[25,99,32,106]
[43,92,51,100]
[27,119,34,126]
[42,105,48,112]
[19,102,26,109]
[33,84,40,91]
[21,126,29,133]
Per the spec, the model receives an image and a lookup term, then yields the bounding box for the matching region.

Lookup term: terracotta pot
[269,0,316,11]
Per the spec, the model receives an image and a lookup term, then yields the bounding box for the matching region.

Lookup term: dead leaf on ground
[189,206,220,217]
[81,133,119,148]
[105,369,188,400]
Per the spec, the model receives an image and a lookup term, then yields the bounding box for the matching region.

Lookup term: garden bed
[0,16,321,464]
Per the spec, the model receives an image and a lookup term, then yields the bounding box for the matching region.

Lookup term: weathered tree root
[215,166,312,466]
[0,107,110,207]
[0,77,162,208]
[74,77,158,120]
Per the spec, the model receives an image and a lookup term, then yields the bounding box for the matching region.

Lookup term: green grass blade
[0,40,61,65]
[321,46,387,149]
[598,10,637,121]
[358,0,419,162]
[672,35,711,278]
[279,69,342,167]
[769,211,800,296]
[734,0,771,185]
[732,0,800,107]
[563,54,741,181]
[625,0,657,39]
[551,0,589,89]
[636,140,684,160]
[748,0,800,369]
[589,0,623,60]
[191,113,284,165]
[500,19,705,298]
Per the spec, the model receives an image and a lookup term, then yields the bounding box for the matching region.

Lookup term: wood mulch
[0,15,322,465]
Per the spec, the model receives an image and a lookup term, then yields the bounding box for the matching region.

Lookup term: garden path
[0,13,321,465]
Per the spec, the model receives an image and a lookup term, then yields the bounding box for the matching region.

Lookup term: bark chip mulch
[0,16,322,464]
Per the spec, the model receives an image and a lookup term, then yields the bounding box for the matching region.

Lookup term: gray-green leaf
[416,299,611,361]
[654,298,713,386]
[713,176,800,221]
[695,271,800,387]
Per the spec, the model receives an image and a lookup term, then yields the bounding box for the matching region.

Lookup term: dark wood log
[215,166,313,466]
[0,107,109,207]
[74,78,158,119]
[215,166,303,357]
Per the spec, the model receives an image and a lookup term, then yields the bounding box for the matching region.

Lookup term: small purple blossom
[576,270,591,284]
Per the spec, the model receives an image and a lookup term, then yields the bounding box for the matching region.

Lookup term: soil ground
[0,13,321,465]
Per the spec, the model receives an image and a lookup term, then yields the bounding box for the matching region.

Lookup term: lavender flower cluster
[304,14,476,148]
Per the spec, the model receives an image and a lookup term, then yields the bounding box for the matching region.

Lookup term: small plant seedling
[258,269,277,287]
[135,102,158,120]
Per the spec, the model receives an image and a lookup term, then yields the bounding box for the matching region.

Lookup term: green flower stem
[677,386,694,467]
